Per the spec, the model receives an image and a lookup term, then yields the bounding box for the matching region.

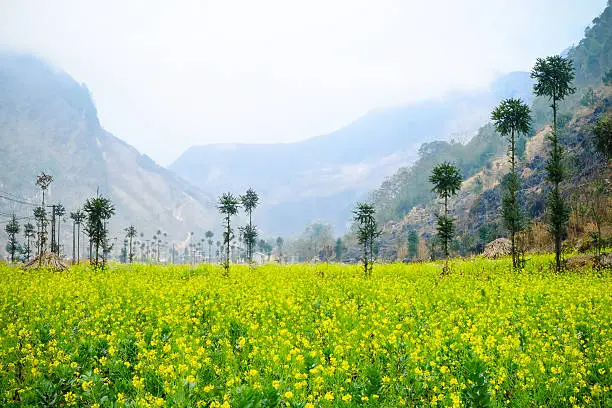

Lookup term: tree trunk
[362,240,368,276]
[552,99,562,273]
[56,214,61,256]
[72,221,76,263]
[226,216,231,272]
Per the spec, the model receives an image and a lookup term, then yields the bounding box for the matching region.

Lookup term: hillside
[369,4,612,260]
[170,72,533,236]
[0,53,217,251]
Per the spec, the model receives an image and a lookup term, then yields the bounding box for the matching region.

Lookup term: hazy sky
[0,0,606,165]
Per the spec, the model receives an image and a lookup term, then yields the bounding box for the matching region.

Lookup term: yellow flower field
[0,257,610,407]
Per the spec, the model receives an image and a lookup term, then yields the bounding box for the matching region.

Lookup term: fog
[0,0,605,165]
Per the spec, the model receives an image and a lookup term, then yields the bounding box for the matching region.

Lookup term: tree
[35,172,53,263]
[407,230,419,261]
[239,224,258,262]
[491,98,532,270]
[429,162,462,258]
[204,230,214,262]
[70,210,85,263]
[580,88,597,106]
[83,193,115,268]
[276,236,284,262]
[353,202,380,277]
[334,237,345,262]
[531,55,575,272]
[53,204,66,255]
[23,222,35,261]
[218,192,240,275]
[240,188,259,262]
[125,225,137,263]
[5,214,20,262]
[33,206,46,257]
[592,116,612,161]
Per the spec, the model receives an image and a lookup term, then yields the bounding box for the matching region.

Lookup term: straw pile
[483,238,512,258]
[23,252,69,271]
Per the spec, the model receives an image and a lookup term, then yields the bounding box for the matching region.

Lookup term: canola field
[0,257,610,407]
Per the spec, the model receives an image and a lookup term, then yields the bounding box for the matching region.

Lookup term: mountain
[368,2,612,260]
[0,53,217,250]
[170,71,534,236]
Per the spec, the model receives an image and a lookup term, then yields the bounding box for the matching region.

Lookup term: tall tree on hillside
[218,192,240,275]
[125,225,137,263]
[240,188,259,262]
[353,202,380,277]
[23,222,35,261]
[407,230,419,261]
[70,210,86,263]
[83,193,115,268]
[531,55,575,272]
[491,98,532,270]
[429,162,462,259]
[5,214,20,262]
[54,204,66,256]
[35,172,53,264]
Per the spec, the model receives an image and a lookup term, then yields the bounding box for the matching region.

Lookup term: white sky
[0,0,606,165]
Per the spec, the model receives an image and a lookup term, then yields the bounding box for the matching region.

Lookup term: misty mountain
[170,71,533,236]
[0,53,217,247]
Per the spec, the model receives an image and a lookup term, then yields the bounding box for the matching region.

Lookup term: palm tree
[125,225,137,263]
[240,188,259,262]
[218,192,240,275]
[491,98,532,270]
[429,162,462,258]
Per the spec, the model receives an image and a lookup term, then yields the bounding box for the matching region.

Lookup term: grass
[0,255,610,407]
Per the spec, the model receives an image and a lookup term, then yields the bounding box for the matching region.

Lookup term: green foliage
[491,98,532,147]
[580,87,598,106]
[407,230,419,261]
[240,188,259,262]
[435,215,455,258]
[124,225,137,263]
[22,222,35,261]
[532,55,576,273]
[461,355,493,408]
[429,162,463,207]
[353,202,380,277]
[4,214,20,262]
[373,125,506,223]
[532,56,576,103]
[603,69,612,85]
[218,192,240,275]
[592,116,612,160]
[333,237,344,261]
[491,98,531,269]
[83,194,115,268]
[429,162,462,258]
[569,2,612,85]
